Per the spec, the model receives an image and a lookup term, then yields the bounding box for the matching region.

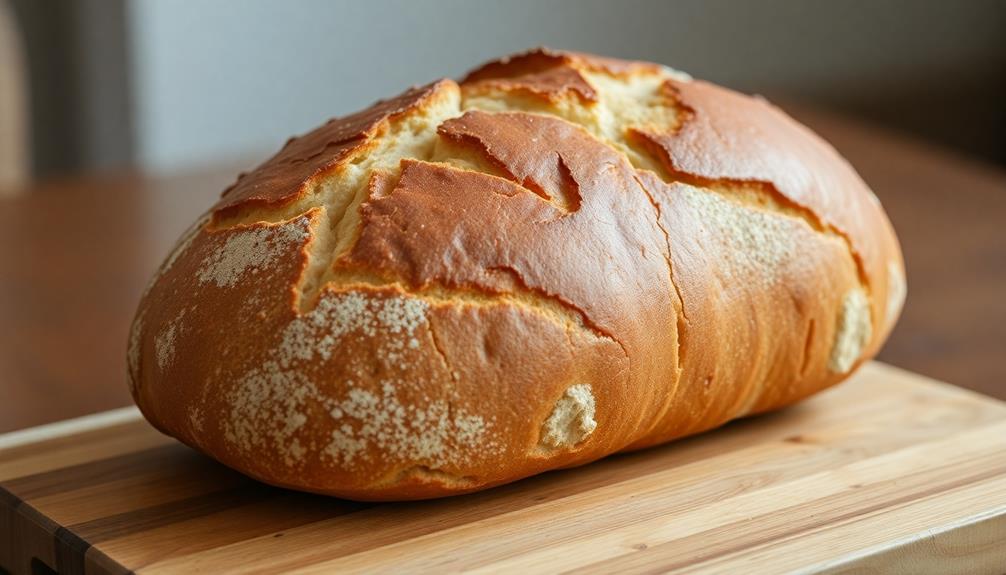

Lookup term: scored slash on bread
[128,48,905,501]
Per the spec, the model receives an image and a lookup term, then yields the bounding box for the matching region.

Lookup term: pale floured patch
[222,290,499,470]
[188,406,205,434]
[223,360,317,468]
[886,261,907,327]
[323,380,494,469]
[154,309,185,372]
[277,292,429,368]
[681,186,797,285]
[539,384,597,449]
[197,218,310,288]
[829,288,873,373]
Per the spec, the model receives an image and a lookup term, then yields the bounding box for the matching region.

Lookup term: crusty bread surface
[128,48,905,500]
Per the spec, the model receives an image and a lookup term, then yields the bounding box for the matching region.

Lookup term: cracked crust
[129,48,904,500]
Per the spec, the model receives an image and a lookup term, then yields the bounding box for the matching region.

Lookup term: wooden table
[1,109,1005,434]
[3,363,1006,574]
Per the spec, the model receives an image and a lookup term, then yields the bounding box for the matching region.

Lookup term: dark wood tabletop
[2,109,1004,434]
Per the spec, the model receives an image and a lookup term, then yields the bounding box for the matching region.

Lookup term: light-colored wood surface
[2,362,1005,574]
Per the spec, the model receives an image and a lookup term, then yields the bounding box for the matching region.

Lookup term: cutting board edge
[0,406,142,453]
[2,361,1006,574]
[815,504,1006,575]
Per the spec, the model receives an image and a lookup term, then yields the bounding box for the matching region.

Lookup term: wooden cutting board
[2,362,1005,574]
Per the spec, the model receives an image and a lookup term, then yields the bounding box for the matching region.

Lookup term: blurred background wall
[8,0,1006,177]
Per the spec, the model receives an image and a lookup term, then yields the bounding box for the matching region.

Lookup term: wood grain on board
[2,362,1005,574]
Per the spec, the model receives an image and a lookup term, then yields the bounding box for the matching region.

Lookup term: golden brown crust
[461,47,662,86]
[129,49,905,500]
[215,80,454,218]
[629,79,901,349]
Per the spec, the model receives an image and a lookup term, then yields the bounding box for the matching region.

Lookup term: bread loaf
[128,48,905,501]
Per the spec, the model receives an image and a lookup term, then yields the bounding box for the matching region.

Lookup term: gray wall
[10,0,134,175]
[14,0,1006,176]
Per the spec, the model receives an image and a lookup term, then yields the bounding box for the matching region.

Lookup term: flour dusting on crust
[681,186,797,285]
[154,309,186,372]
[324,380,493,468]
[197,218,310,288]
[277,292,428,367]
[223,361,318,467]
[222,291,498,470]
[188,406,205,434]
